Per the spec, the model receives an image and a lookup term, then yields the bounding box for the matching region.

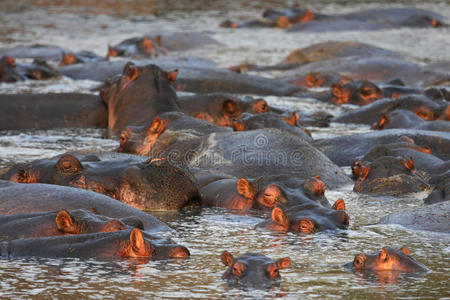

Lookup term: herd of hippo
[0,5,449,289]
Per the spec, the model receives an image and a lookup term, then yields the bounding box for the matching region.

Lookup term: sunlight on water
[0,0,449,298]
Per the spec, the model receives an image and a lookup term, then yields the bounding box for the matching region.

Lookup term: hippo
[0,228,190,261]
[118,112,231,156]
[59,50,105,66]
[282,56,450,88]
[288,8,444,32]
[0,56,60,82]
[148,129,352,189]
[380,201,449,233]
[100,62,179,134]
[220,251,291,289]
[0,209,144,241]
[423,169,450,204]
[257,203,349,234]
[199,174,331,211]
[333,95,449,125]
[0,93,107,130]
[232,112,313,142]
[230,41,403,74]
[0,181,168,232]
[2,153,199,211]
[108,32,221,58]
[178,93,270,127]
[344,246,428,273]
[60,59,303,96]
[352,156,430,196]
[0,44,70,61]
[372,109,450,132]
[312,130,450,166]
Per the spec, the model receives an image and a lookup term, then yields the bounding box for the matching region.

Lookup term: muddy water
[0,0,449,298]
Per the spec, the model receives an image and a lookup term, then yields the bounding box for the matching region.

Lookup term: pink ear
[400,246,410,255]
[167,69,178,82]
[276,257,291,269]
[221,250,234,266]
[271,207,289,227]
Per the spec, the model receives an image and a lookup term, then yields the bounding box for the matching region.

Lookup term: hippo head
[346,246,428,273]
[117,229,190,260]
[331,80,382,105]
[221,251,291,288]
[232,111,302,133]
[304,72,351,88]
[262,203,349,234]
[55,209,128,234]
[0,55,22,82]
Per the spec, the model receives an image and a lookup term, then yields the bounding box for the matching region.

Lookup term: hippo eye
[119,133,128,144]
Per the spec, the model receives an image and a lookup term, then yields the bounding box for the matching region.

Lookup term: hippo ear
[124,63,139,81]
[276,257,291,269]
[56,210,76,233]
[232,120,246,131]
[252,99,269,113]
[221,250,234,266]
[400,246,411,255]
[223,99,239,116]
[55,154,83,174]
[379,248,389,261]
[107,45,118,57]
[167,69,178,82]
[303,176,325,197]
[147,117,165,136]
[282,112,299,126]
[271,207,289,227]
[332,198,346,211]
[194,112,205,120]
[155,35,162,46]
[236,179,256,200]
[130,228,145,251]
[101,220,127,232]
[402,157,415,172]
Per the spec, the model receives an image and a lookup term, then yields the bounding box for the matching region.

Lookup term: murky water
[0,0,449,298]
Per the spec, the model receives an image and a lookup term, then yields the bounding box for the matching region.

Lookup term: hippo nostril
[297,218,315,234]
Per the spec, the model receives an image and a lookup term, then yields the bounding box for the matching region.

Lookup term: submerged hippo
[380,201,449,233]
[0,56,60,82]
[0,228,190,261]
[0,181,168,232]
[100,62,179,134]
[257,203,349,234]
[372,110,450,132]
[178,93,269,127]
[424,170,450,204]
[2,153,199,211]
[0,93,107,130]
[0,44,71,61]
[220,251,291,289]
[59,51,105,66]
[0,209,144,241]
[345,246,428,273]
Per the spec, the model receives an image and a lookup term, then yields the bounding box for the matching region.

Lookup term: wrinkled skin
[0,93,107,130]
[220,251,291,289]
[380,201,450,232]
[352,156,430,196]
[199,174,331,211]
[2,154,199,211]
[334,94,449,125]
[0,181,168,232]
[118,112,231,156]
[178,93,270,127]
[59,50,104,66]
[0,209,144,241]
[100,62,180,134]
[0,56,60,82]
[232,112,313,142]
[257,202,349,234]
[0,228,190,261]
[108,32,221,58]
[313,130,450,166]
[149,129,352,189]
[288,8,444,32]
[344,247,428,273]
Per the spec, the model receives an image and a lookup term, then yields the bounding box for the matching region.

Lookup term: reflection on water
[0,0,449,298]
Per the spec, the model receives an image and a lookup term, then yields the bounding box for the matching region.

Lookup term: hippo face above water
[221,251,291,289]
[345,246,428,273]
[331,80,383,105]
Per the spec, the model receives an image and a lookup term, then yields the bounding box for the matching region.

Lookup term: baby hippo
[221,251,291,289]
[0,209,143,241]
[345,246,428,273]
